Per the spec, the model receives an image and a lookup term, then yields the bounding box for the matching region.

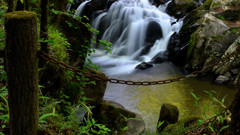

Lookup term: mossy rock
[166,0,200,18]
[56,13,92,67]
[196,0,213,10]
[83,69,107,105]
[215,10,240,21]
[63,82,84,104]
[39,62,66,98]
[157,103,179,132]
[161,115,203,135]
[92,101,145,135]
[62,69,107,105]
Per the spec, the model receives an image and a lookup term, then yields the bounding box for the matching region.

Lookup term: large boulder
[92,101,146,135]
[63,69,107,105]
[212,36,240,75]
[161,115,202,134]
[188,13,240,70]
[157,103,179,132]
[166,0,201,19]
[57,13,91,67]
[167,9,208,65]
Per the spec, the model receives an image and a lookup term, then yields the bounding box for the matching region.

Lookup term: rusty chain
[39,44,240,86]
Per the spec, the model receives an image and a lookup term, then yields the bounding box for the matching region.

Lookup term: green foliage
[191,92,200,107]
[157,121,165,128]
[47,25,71,63]
[190,91,231,134]
[0,0,7,49]
[187,30,198,59]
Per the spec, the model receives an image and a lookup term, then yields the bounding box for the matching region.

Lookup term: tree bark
[7,0,15,12]
[5,11,39,135]
[24,0,30,10]
[230,70,240,134]
[39,0,49,69]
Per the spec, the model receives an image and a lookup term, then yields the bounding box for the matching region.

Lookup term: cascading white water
[74,0,90,18]
[75,0,182,75]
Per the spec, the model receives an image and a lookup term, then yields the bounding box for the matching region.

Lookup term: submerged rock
[157,103,179,132]
[215,75,230,84]
[135,62,153,70]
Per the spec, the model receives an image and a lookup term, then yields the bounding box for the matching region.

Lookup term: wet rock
[167,10,207,65]
[153,0,171,7]
[135,62,153,70]
[157,103,179,132]
[215,75,230,84]
[189,13,240,70]
[166,0,200,19]
[215,10,240,21]
[57,13,91,67]
[162,115,202,134]
[212,36,240,75]
[224,72,231,78]
[84,69,107,105]
[231,69,239,75]
[92,101,145,135]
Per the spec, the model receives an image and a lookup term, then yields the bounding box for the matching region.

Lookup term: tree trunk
[5,11,39,135]
[24,0,30,10]
[230,71,240,134]
[39,0,49,69]
[7,0,15,12]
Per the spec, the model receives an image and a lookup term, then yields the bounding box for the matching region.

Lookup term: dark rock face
[167,10,207,65]
[140,21,163,56]
[57,13,91,67]
[84,69,107,105]
[135,62,153,70]
[157,103,179,132]
[152,0,171,7]
[166,0,200,19]
[215,10,240,21]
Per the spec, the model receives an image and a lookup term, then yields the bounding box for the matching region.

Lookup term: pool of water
[103,62,236,131]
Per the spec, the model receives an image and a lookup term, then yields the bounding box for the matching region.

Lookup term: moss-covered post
[231,71,240,134]
[5,11,39,135]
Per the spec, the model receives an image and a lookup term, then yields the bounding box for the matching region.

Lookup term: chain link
[39,44,240,85]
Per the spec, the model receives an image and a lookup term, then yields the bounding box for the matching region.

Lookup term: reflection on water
[103,63,236,131]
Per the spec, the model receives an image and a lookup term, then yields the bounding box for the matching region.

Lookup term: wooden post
[5,11,39,135]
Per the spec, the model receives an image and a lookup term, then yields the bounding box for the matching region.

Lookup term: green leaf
[191,92,199,100]
[39,113,59,122]
[208,125,214,133]
[219,125,230,132]
[122,126,128,131]
[20,0,23,4]
[157,121,165,128]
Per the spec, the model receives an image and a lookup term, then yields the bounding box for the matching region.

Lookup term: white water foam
[75,0,182,75]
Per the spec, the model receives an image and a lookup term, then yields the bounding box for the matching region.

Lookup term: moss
[197,0,213,10]
[63,82,84,104]
[212,34,222,40]
[187,30,198,58]
[5,11,37,20]
[161,115,202,135]
[230,27,240,34]
[210,1,221,9]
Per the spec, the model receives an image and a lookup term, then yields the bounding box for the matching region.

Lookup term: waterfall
[75,0,182,74]
[74,0,90,18]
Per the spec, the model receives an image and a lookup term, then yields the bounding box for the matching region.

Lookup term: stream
[74,0,237,131]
